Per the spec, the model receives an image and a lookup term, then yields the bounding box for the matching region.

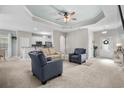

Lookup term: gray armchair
[69,48,87,64]
[29,51,63,84]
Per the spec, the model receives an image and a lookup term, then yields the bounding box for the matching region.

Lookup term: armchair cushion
[71,55,80,58]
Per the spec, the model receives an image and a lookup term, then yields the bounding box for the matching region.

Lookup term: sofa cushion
[41,48,50,56]
[49,48,57,55]
[49,54,60,59]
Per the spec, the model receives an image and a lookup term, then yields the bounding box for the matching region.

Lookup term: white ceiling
[83,5,122,31]
[26,5,105,28]
[0,5,55,34]
[0,5,123,32]
[26,5,123,31]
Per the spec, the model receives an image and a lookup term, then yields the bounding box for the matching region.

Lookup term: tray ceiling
[26,5,105,28]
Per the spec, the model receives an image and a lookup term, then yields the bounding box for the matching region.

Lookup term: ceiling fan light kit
[64,15,71,22]
[51,6,76,23]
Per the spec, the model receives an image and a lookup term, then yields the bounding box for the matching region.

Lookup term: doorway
[99,37,114,58]
[60,35,65,53]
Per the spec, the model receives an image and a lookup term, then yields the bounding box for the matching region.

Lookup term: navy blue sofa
[69,48,87,64]
[29,51,63,84]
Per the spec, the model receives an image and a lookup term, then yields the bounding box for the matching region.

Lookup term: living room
[1,5,124,88]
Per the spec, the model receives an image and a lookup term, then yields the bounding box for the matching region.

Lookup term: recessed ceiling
[26,5,105,28]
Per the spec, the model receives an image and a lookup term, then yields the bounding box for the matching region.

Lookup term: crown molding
[24,6,34,17]
[87,21,122,32]
[32,16,62,28]
[24,6,110,32]
[24,6,62,29]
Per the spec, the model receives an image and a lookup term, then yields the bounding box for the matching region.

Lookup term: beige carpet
[0,58,124,88]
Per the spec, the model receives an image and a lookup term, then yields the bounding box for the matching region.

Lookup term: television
[45,42,52,48]
[36,41,42,47]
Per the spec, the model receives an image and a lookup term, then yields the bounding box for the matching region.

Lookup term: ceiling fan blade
[70,11,75,16]
[71,18,77,20]
[58,12,64,16]
[50,5,66,14]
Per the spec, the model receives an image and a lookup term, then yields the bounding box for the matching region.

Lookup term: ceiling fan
[51,6,77,23]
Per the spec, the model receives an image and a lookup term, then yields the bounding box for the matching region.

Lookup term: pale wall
[66,29,89,57]
[94,26,124,58]
[88,30,94,58]
[53,30,65,51]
